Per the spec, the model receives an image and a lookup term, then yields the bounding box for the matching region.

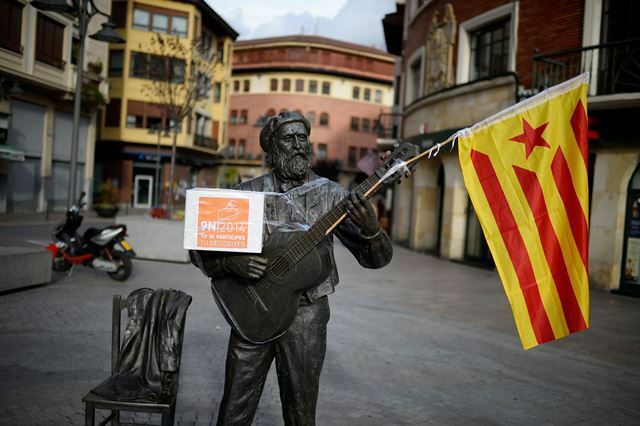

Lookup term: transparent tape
[183,178,336,253]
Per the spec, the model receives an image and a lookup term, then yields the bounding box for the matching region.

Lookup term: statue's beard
[273,149,311,181]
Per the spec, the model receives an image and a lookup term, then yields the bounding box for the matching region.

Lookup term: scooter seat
[83,227,101,241]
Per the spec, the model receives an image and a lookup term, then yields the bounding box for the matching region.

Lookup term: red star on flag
[509,118,550,159]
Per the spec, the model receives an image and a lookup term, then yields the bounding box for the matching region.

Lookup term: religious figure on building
[190,111,394,425]
[425,3,456,94]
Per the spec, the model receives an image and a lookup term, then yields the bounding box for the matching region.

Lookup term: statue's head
[259,111,312,181]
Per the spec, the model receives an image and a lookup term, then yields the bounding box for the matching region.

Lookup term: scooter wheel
[52,254,72,272]
[108,251,133,281]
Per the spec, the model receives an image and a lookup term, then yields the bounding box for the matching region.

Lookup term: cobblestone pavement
[1,243,639,425]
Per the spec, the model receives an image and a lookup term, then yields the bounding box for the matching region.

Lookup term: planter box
[116,215,189,263]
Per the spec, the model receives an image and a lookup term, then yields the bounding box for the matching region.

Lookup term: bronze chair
[82,294,185,426]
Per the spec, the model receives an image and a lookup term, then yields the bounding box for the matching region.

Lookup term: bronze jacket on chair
[190,172,393,302]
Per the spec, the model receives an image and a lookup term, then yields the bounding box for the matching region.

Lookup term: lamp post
[31,0,125,209]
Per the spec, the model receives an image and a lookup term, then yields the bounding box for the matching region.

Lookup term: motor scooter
[46,192,135,281]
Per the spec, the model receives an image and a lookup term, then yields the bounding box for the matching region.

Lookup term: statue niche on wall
[424,3,456,95]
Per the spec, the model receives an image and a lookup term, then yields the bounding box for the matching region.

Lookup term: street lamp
[31,0,125,209]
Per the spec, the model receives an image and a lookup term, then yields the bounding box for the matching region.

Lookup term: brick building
[382,0,640,294]
[224,35,394,187]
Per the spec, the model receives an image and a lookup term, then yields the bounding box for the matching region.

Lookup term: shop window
[108,49,123,77]
[621,164,640,295]
[295,79,304,92]
[363,88,371,101]
[352,86,360,99]
[469,18,511,80]
[0,0,24,53]
[319,112,329,126]
[348,147,357,167]
[309,80,318,93]
[283,78,291,92]
[35,13,64,68]
[350,117,359,131]
[322,81,330,95]
[270,78,278,91]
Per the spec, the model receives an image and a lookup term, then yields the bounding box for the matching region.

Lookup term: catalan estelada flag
[458,74,590,350]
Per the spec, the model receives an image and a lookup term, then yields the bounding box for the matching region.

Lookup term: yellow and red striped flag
[458,74,590,350]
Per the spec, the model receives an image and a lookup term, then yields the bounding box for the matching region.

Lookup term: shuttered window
[36,13,65,68]
[0,0,24,53]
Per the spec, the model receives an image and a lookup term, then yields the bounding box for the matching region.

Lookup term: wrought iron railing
[375,112,402,140]
[194,135,217,150]
[532,38,640,95]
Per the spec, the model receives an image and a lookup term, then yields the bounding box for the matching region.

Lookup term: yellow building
[0,0,112,213]
[98,0,237,210]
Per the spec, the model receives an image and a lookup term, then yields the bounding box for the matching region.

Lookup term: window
[469,18,511,80]
[352,86,360,99]
[228,139,236,158]
[239,110,248,125]
[350,117,359,131]
[230,109,238,124]
[295,79,304,92]
[129,52,185,83]
[319,112,329,126]
[216,41,225,62]
[36,14,64,68]
[362,118,370,132]
[363,88,371,101]
[360,147,368,159]
[133,9,150,30]
[309,80,318,93]
[171,16,187,36]
[126,114,143,128]
[270,78,278,91]
[108,50,124,77]
[238,139,246,159]
[306,111,316,125]
[152,13,168,32]
[233,80,240,92]
[243,79,250,92]
[283,79,291,91]
[71,37,80,65]
[348,147,357,167]
[111,1,127,27]
[0,0,23,53]
[408,56,422,103]
[322,81,330,95]
[213,82,221,103]
[316,144,327,161]
[375,89,382,103]
[105,99,121,127]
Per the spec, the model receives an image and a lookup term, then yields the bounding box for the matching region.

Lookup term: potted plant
[94,180,120,218]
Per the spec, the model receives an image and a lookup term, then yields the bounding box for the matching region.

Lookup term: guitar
[210,143,419,343]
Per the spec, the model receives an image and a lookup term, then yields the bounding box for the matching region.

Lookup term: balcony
[194,134,217,150]
[375,112,402,148]
[532,38,640,106]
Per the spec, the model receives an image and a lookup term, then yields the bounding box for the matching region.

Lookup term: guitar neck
[282,173,380,266]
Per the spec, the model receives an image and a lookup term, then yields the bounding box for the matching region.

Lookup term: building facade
[97,0,237,211]
[383,0,640,294]
[0,0,111,213]
[224,35,394,188]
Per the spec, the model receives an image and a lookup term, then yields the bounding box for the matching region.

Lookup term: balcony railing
[194,135,217,150]
[375,112,402,141]
[532,38,640,96]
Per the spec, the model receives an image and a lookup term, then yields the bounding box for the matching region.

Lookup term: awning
[0,145,25,161]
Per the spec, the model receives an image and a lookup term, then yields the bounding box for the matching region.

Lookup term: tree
[141,33,218,218]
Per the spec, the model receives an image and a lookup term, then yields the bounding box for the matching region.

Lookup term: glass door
[134,175,153,209]
[620,164,640,295]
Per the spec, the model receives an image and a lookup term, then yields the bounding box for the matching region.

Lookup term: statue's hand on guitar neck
[345,191,381,237]
[224,255,268,280]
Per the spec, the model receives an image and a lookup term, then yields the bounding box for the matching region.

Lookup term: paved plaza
[1,237,639,425]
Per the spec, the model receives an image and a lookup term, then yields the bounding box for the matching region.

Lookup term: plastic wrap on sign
[184,188,265,253]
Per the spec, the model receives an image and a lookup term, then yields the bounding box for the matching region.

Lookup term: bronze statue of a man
[191,111,393,425]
